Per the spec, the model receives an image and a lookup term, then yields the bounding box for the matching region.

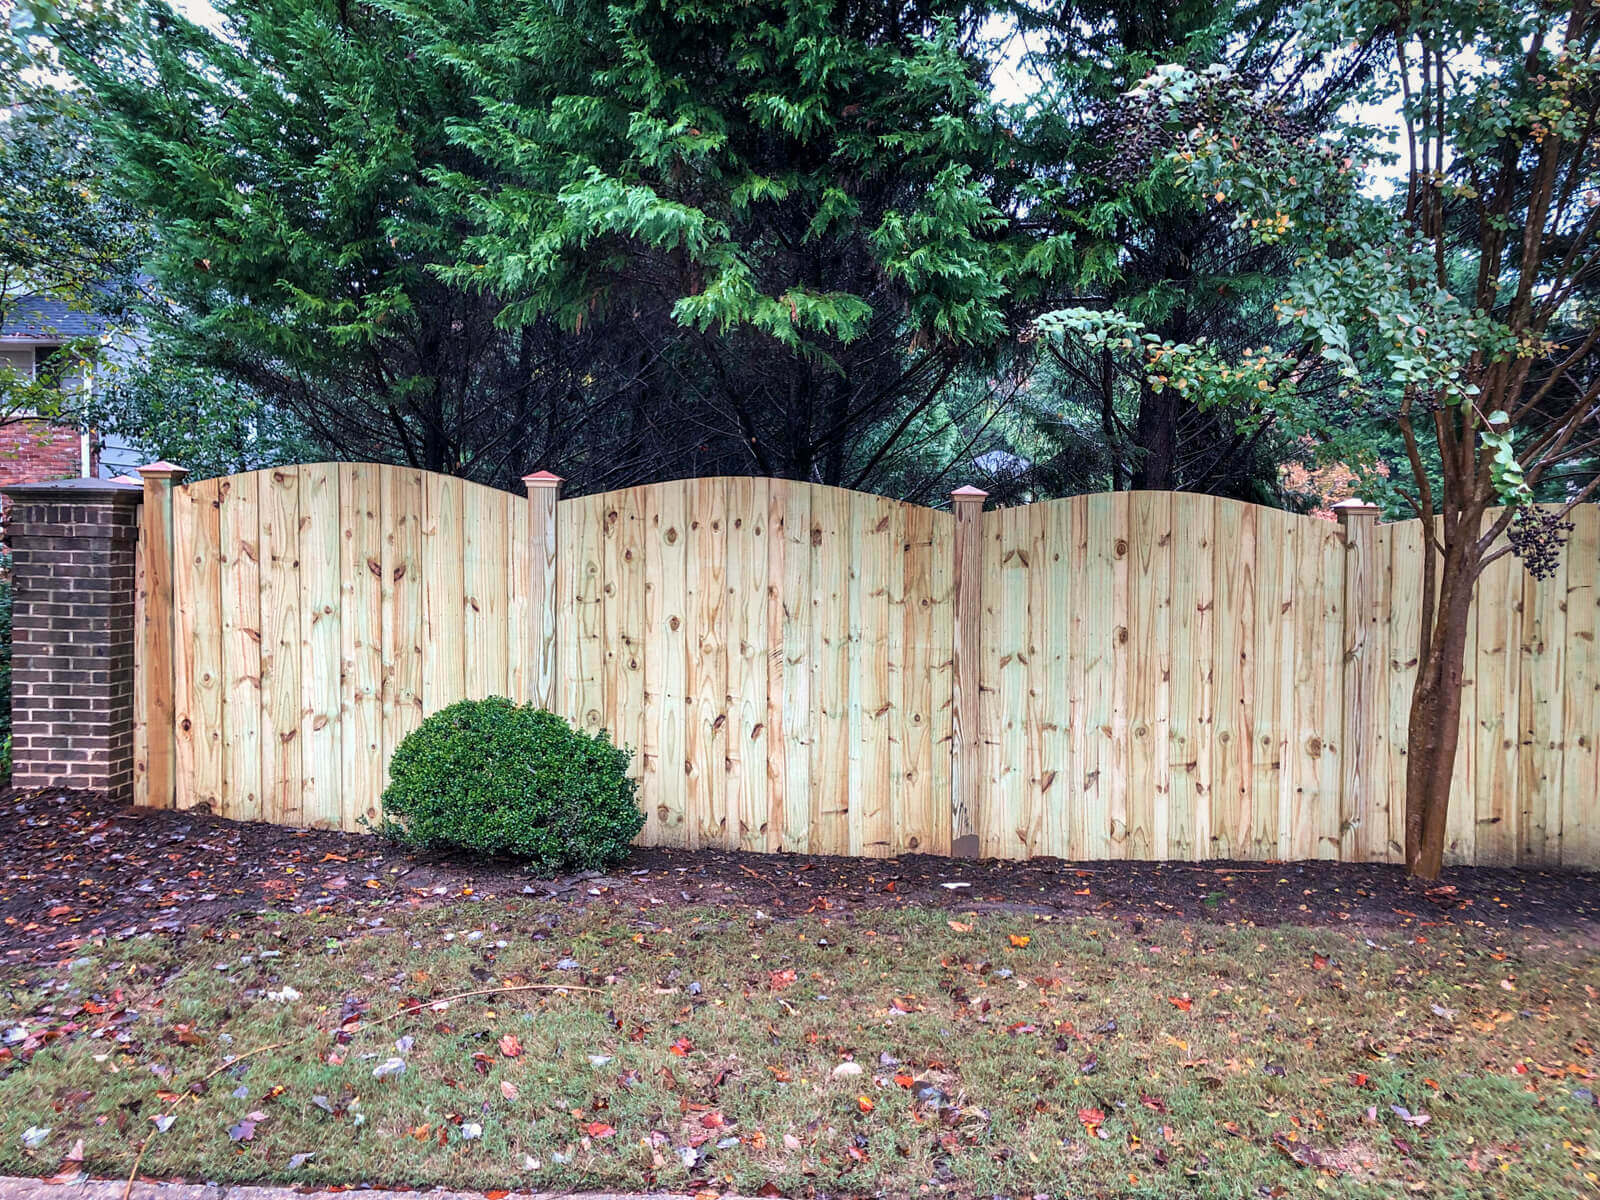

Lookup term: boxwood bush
[376,697,643,873]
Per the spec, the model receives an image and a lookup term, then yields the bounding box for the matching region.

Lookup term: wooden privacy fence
[132,463,1600,867]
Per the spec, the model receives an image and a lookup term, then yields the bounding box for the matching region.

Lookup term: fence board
[1073,497,1106,859]
[175,477,224,811]
[1168,496,1213,860]
[612,487,649,822]
[380,468,424,790]
[506,490,531,705]
[1362,524,1393,862]
[462,482,506,701]
[1211,500,1253,858]
[1476,533,1521,865]
[775,481,813,852]
[1030,502,1066,858]
[726,479,769,851]
[1518,551,1565,864]
[1125,492,1171,859]
[652,484,689,844]
[421,473,464,715]
[688,481,728,848]
[298,464,342,829]
[338,464,384,830]
[259,469,301,826]
[1560,504,1598,866]
[219,473,262,824]
[810,489,850,856]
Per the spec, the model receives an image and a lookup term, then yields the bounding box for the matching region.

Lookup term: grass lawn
[1,899,1597,1198]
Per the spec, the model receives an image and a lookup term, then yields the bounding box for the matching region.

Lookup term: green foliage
[67,0,1043,492]
[85,343,320,479]
[377,697,643,873]
[997,0,1366,497]
[0,86,145,422]
[1036,0,1600,519]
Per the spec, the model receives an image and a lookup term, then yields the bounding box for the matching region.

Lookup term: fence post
[135,461,186,808]
[949,484,988,857]
[1335,498,1382,861]
[523,471,563,712]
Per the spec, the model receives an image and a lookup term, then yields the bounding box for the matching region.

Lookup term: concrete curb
[0,1180,729,1200]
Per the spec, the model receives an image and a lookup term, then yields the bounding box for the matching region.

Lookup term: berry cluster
[1100,75,1314,183]
[1507,504,1575,580]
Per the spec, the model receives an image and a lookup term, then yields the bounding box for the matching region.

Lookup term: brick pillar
[2,478,142,800]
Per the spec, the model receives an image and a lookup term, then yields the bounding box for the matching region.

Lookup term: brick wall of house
[0,418,81,490]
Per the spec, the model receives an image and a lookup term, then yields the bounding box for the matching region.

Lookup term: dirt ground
[2,787,1596,963]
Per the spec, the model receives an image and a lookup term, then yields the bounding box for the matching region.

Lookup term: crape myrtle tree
[1039,0,1600,878]
[382,0,1034,491]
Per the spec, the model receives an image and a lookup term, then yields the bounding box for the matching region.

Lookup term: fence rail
[133,465,1600,866]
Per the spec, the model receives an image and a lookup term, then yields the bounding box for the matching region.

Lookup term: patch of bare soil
[2,788,1594,963]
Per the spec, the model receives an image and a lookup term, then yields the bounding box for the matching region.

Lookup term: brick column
[2,478,142,800]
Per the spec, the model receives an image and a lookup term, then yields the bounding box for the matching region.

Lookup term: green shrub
[376,696,643,873]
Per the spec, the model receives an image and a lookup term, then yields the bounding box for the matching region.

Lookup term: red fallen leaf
[756,1183,782,1198]
[498,1034,522,1058]
[857,1096,875,1113]
[586,1122,615,1139]
[486,1191,510,1199]
[769,969,797,991]
[49,905,72,918]
[1312,952,1330,970]
[669,1037,693,1056]
[1348,1072,1369,1087]
[1074,887,1091,895]
[1139,1093,1168,1113]
[893,1073,915,1088]
[846,1145,868,1162]
[700,1111,726,1128]
[1169,996,1193,1011]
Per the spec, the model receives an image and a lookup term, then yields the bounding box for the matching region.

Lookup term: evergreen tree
[388,0,1033,487]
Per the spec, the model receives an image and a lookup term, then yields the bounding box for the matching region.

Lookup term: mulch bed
[2,788,1595,964]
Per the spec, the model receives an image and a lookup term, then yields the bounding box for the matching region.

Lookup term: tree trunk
[1402,529,1482,879]
[1130,383,1177,489]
